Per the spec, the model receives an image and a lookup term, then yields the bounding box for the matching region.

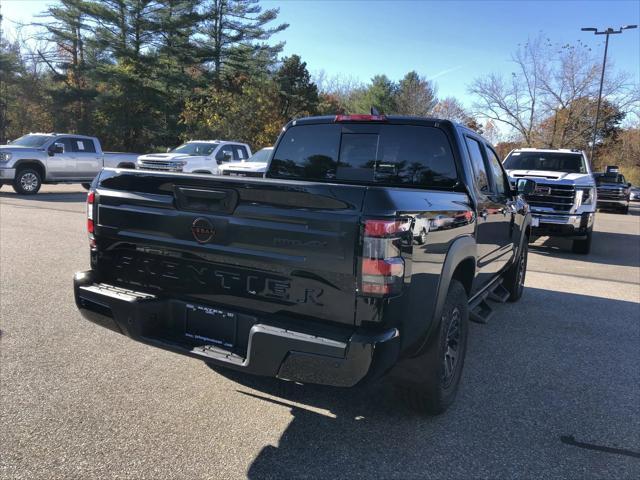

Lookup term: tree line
[0,1,638,181]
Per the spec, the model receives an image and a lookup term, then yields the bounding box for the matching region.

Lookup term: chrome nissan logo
[191,218,215,243]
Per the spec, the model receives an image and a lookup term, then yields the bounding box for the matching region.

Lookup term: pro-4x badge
[191,218,215,243]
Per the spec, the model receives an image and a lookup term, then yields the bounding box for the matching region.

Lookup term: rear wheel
[503,240,528,302]
[399,280,469,415]
[572,229,592,254]
[12,168,42,195]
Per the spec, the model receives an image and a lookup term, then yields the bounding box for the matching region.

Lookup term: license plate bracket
[185,304,236,348]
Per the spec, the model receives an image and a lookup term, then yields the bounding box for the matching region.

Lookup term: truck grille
[524,184,576,212]
[597,187,625,200]
[138,160,183,172]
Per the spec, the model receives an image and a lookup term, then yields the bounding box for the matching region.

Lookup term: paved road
[1,185,639,479]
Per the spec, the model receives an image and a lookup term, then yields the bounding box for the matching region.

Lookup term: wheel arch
[14,159,46,179]
[436,236,477,315]
[451,257,475,296]
[407,235,477,358]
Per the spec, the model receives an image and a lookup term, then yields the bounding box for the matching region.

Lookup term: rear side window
[465,137,489,194]
[269,124,458,188]
[71,138,96,153]
[233,145,248,160]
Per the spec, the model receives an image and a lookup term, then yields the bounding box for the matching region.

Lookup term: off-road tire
[572,229,592,254]
[503,241,528,302]
[399,280,469,415]
[12,168,42,195]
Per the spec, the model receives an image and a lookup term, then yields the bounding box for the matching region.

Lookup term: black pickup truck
[74,115,534,414]
[594,171,631,214]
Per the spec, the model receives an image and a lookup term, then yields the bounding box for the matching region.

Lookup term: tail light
[87,190,96,247]
[360,219,409,296]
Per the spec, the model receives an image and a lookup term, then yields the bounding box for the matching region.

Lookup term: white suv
[136,140,252,175]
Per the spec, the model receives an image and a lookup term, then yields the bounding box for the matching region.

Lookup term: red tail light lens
[335,114,387,122]
[360,219,407,297]
[364,219,408,237]
[86,191,95,219]
[362,258,404,276]
[87,190,95,245]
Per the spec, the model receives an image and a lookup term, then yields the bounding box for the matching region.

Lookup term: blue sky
[3,0,639,108]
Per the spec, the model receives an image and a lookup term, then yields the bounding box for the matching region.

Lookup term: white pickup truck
[136,140,252,175]
[503,148,597,254]
[218,147,273,177]
[0,133,139,194]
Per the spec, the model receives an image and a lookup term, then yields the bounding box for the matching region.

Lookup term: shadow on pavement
[205,288,640,479]
[531,230,640,268]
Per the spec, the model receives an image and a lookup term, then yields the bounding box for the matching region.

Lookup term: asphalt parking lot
[1,184,639,479]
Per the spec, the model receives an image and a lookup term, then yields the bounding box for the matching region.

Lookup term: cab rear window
[268,124,458,188]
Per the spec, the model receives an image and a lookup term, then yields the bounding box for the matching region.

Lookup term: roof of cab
[512,147,584,154]
[29,132,97,140]
[290,115,457,127]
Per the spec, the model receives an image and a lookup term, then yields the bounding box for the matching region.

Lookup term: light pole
[581,25,637,164]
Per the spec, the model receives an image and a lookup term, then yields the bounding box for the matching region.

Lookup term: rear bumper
[73,271,400,387]
[531,212,594,238]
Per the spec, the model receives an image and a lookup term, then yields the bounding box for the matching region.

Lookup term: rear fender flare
[513,213,532,264]
[412,235,476,356]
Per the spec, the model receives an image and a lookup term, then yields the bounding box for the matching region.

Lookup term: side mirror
[516,178,536,195]
[627,182,632,188]
[166,147,171,153]
[49,143,64,156]
[217,151,233,165]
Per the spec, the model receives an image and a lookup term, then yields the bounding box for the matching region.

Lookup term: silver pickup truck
[0,133,139,194]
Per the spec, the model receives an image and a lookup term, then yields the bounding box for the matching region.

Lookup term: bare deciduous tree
[432,96,482,131]
[469,37,545,145]
[470,35,639,150]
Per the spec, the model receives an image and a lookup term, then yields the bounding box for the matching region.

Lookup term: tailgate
[93,169,366,326]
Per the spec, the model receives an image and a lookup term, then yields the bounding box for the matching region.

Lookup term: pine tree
[353,75,397,114]
[36,0,95,133]
[275,55,318,120]
[395,71,437,116]
[197,0,288,82]
[147,0,203,147]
